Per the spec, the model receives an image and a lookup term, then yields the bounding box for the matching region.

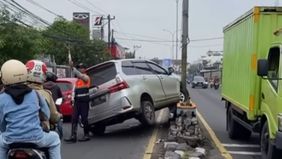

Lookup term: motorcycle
[7,98,63,159]
[214,81,219,89]
[7,143,49,159]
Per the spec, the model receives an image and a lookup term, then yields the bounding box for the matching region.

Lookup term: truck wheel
[227,107,241,139]
[260,122,280,159]
[227,107,251,139]
[90,124,106,136]
[139,100,155,126]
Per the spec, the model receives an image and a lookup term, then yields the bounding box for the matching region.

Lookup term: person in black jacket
[43,72,63,139]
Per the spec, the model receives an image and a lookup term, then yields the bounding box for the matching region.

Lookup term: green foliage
[0,7,44,65]
[42,19,111,66]
[0,8,111,67]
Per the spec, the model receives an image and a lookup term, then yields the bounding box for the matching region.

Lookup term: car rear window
[194,76,205,82]
[56,82,73,92]
[87,62,117,86]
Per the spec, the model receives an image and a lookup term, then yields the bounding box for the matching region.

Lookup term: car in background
[191,76,208,88]
[55,78,77,117]
[86,59,187,135]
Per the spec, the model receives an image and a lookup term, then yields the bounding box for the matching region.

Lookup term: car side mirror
[168,67,174,75]
[55,98,63,106]
[257,59,268,77]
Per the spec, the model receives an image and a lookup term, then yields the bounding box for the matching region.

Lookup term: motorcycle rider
[0,59,61,159]
[44,71,64,139]
[26,60,62,131]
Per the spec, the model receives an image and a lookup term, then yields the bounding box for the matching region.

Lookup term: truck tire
[139,100,155,126]
[90,124,106,136]
[227,107,240,139]
[261,122,280,159]
[227,107,251,139]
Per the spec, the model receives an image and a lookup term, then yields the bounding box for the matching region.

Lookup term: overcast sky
[16,0,280,62]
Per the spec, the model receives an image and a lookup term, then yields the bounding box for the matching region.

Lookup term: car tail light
[14,151,30,159]
[108,81,129,93]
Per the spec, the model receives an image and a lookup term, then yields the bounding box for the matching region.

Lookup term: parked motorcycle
[7,143,49,159]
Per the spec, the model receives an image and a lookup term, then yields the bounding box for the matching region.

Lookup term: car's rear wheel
[90,124,106,136]
[139,100,155,126]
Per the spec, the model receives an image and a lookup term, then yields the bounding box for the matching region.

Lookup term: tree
[0,7,44,65]
[43,19,111,66]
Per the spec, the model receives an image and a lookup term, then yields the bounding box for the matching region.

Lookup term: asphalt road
[61,109,169,159]
[189,85,261,159]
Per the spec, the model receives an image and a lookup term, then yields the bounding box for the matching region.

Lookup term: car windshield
[56,82,73,92]
[194,76,205,82]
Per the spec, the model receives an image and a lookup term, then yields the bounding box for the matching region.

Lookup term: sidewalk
[148,109,230,159]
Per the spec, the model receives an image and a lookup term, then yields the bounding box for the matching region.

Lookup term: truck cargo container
[222,6,282,159]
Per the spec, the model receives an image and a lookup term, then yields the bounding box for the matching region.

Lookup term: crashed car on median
[86,59,188,135]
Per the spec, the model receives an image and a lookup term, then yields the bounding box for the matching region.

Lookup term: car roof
[56,78,77,84]
[87,59,158,71]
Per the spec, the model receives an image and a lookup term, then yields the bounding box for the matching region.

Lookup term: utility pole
[176,0,179,60]
[107,14,115,48]
[181,0,190,101]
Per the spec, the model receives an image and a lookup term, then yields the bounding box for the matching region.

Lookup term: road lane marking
[143,109,165,159]
[197,110,233,159]
[223,143,260,148]
[228,151,261,156]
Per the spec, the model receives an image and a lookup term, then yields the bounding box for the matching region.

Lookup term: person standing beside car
[65,62,91,143]
[43,71,64,139]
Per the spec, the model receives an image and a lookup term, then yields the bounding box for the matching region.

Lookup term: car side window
[122,61,136,75]
[133,62,153,75]
[267,47,280,91]
[147,62,168,75]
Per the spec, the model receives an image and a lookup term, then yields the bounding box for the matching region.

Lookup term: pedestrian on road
[64,62,91,143]
[44,71,64,139]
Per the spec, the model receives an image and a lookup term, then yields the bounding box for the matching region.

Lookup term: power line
[66,0,101,15]
[25,0,65,19]
[190,37,223,42]
[83,0,107,14]
[115,36,223,43]
[115,31,168,41]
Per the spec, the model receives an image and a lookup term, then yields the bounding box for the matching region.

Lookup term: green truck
[222,6,282,158]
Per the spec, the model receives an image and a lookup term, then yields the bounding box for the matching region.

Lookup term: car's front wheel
[139,100,155,126]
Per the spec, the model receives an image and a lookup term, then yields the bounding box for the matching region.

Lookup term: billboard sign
[73,12,90,32]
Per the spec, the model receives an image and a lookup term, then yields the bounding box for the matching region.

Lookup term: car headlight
[278,113,282,131]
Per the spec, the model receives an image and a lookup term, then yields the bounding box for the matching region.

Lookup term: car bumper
[88,90,139,125]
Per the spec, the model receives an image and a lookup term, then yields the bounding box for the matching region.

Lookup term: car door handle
[159,76,164,80]
[143,76,147,80]
[262,92,265,99]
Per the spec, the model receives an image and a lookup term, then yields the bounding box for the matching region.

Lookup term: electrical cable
[25,0,65,19]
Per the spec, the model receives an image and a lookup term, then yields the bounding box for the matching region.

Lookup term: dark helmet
[76,63,87,69]
[46,71,58,82]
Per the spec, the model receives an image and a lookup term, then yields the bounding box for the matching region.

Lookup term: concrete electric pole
[181,0,190,101]
[107,15,115,48]
[176,0,179,60]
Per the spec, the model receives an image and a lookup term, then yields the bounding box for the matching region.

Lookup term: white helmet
[1,59,28,85]
[26,60,47,84]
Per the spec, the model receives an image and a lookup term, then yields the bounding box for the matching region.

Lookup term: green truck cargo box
[222,6,282,158]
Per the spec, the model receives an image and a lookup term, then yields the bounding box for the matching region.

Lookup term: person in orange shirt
[65,63,91,143]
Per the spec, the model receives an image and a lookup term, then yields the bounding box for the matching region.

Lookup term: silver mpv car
[86,59,183,134]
